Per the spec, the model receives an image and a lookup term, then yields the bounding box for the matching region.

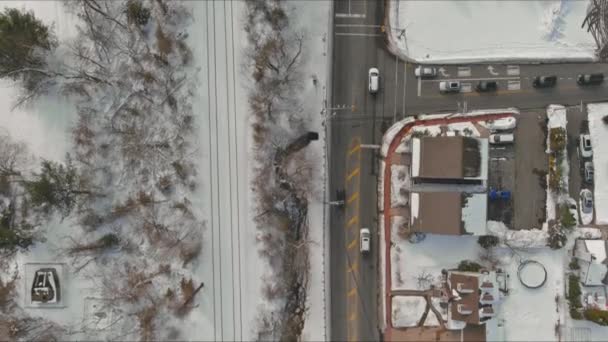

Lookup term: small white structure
[574,239,608,286]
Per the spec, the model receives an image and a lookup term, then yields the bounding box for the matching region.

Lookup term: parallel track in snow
[203,1,243,340]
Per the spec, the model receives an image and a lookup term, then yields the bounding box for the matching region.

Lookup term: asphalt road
[329,0,608,341]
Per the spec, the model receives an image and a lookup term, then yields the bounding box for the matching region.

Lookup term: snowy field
[389,0,596,63]
[588,103,608,225]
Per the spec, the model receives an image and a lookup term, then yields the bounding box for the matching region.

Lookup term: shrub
[549,127,566,152]
[571,307,583,320]
[560,205,576,229]
[548,155,562,191]
[568,275,582,310]
[457,260,483,273]
[569,258,580,270]
[584,309,608,325]
[477,235,499,249]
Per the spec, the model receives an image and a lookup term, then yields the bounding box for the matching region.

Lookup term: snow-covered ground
[187,1,250,340]
[388,0,596,63]
[587,103,608,225]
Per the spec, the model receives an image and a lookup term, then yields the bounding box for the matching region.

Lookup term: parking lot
[488,112,547,229]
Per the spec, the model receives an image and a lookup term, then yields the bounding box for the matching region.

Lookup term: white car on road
[439,81,461,93]
[368,67,379,94]
[360,228,370,254]
[414,66,437,78]
[579,134,592,158]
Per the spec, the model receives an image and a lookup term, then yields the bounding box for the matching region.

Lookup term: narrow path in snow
[202,1,244,340]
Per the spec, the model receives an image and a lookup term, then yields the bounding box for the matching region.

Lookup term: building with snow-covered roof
[575,239,608,286]
[412,136,488,183]
[443,270,500,331]
[410,192,487,236]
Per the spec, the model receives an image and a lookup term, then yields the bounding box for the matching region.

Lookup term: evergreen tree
[0,8,55,91]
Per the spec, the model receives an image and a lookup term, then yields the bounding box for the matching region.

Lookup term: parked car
[532,75,557,88]
[584,161,594,184]
[577,73,604,85]
[489,133,514,144]
[360,228,371,253]
[579,134,593,158]
[486,117,517,131]
[476,81,498,92]
[368,67,379,94]
[566,198,579,224]
[414,66,437,78]
[439,81,461,93]
[580,189,594,214]
[31,268,60,304]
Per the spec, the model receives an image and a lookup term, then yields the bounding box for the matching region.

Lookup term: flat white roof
[462,193,487,235]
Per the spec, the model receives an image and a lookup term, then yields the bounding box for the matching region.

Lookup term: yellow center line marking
[346,191,359,204]
[348,312,357,321]
[347,238,358,250]
[348,261,359,273]
[348,144,361,156]
[347,287,357,297]
[346,168,360,182]
[347,215,358,227]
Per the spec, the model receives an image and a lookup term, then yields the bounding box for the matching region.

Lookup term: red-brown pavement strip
[382,113,514,341]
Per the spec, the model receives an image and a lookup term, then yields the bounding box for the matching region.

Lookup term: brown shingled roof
[449,272,480,324]
[412,192,463,235]
[417,136,481,179]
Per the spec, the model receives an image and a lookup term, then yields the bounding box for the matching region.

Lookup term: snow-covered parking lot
[388,0,596,63]
[588,104,608,225]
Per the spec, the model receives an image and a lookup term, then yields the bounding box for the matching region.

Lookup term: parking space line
[335,24,380,28]
[417,76,422,97]
[346,168,360,182]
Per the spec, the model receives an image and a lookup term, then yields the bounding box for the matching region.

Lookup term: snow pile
[588,103,608,224]
[391,165,410,207]
[540,0,570,41]
[381,117,414,157]
[388,0,595,63]
[392,296,426,328]
[487,220,548,249]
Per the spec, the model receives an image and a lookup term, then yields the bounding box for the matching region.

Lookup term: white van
[368,68,379,94]
[489,133,514,145]
[360,228,371,253]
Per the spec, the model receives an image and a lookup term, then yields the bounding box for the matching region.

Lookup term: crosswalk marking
[460,82,472,93]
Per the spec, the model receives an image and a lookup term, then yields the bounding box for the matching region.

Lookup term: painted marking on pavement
[346,168,360,182]
[347,238,358,250]
[460,83,472,93]
[507,80,521,90]
[347,192,359,204]
[347,215,358,227]
[348,262,359,273]
[347,288,357,297]
[335,32,380,37]
[335,13,366,18]
[417,76,422,97]
[348,144,361,155]
[348,312,357,321]
[335,24,380,28]
[457,66,471,77]
[507,65,520,76]
[423,76,520,82]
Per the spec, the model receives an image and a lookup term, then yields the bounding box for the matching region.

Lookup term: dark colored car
[31,268,60,303]
[577,73,604,85]
[532,75,557,88]
[476,81,498,92]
